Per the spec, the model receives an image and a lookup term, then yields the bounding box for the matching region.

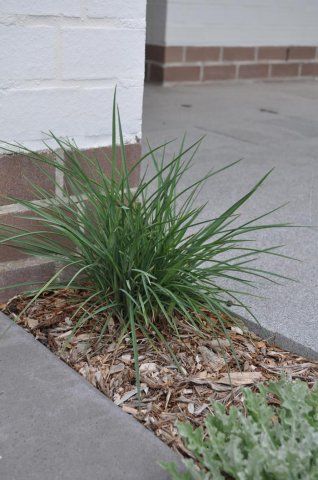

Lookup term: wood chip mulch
[3,289,318,457]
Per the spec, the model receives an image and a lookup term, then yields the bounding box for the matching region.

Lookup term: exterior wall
[146,0,167,46]
[0,0,146,150]
[164,0,318,47]
[146,0,318,83]
[0,0,146,300]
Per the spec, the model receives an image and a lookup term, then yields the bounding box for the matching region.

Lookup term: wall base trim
[0,142,141,301]
[146,44,318,84]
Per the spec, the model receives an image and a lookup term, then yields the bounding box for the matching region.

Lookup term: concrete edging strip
[228,309,318,361]
[0,313,179,480]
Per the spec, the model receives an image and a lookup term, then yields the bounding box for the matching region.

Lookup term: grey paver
[0,313,179,480]
[142,81,318,358]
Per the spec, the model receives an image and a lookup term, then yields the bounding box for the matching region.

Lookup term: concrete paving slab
[0,314,179,480]
[142,81,318,358]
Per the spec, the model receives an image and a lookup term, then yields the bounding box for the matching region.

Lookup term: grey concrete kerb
[0,313,179,480]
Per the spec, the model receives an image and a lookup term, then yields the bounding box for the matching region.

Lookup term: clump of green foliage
[162,378,318,480]
[0,95,291,390]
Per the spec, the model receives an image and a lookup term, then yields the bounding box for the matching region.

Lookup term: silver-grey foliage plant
[162,378,318,480]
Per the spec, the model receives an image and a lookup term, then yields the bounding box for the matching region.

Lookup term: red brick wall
[146,45,318,84]
[0,144,141,301]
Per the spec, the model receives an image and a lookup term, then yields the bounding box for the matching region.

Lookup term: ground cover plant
[162,377,318,479]
[0,95,293,392]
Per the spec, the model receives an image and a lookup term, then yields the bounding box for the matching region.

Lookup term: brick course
[239,64,269,79]
[165,66,201,82]
[164,47,184,63]
[186,47,220,62]
[0,154,55,206]
[148,63,164,83]
[271,63,300,77]
[0,212,39,263]
[146,44,318,84]
[223,47,255,61]
[203,65,236,81]
[0,259,56,301]
[258,47,287,61]
[64,143,141,191]
[288,46,316,60]
[301,63,318,76]
[145,45,184,63]
[0,142,141,300]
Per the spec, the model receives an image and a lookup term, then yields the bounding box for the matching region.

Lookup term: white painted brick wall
[87,0,145,19]
[147,0,318,47]
[0,86,144,150]
[0,0,146,151]
[2,0,81,17]
[61,28,145,81]
[0,26,56,83]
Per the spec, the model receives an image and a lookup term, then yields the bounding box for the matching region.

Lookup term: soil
[3,289,318,457]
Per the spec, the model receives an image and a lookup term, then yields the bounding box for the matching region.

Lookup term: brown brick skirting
[145,45,318,84]
[0,142,141,301]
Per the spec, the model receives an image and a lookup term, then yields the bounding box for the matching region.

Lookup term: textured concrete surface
[142,81,318,358]
[0,314,179,480]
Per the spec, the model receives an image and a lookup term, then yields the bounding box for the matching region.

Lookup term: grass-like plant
[0,95,291,391]
[162,378,318,479]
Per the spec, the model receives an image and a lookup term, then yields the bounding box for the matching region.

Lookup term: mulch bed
[3,289,318,457]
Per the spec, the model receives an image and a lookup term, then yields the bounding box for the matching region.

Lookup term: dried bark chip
[140,362,158,373]
[109,363,125,375]
[209,338,230,348]
[122,405,138,416]
[188,377,231,392]
[198,346,225,371]
[26,317,39,329]
[231,326,244,335]
[216,371,263,386]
